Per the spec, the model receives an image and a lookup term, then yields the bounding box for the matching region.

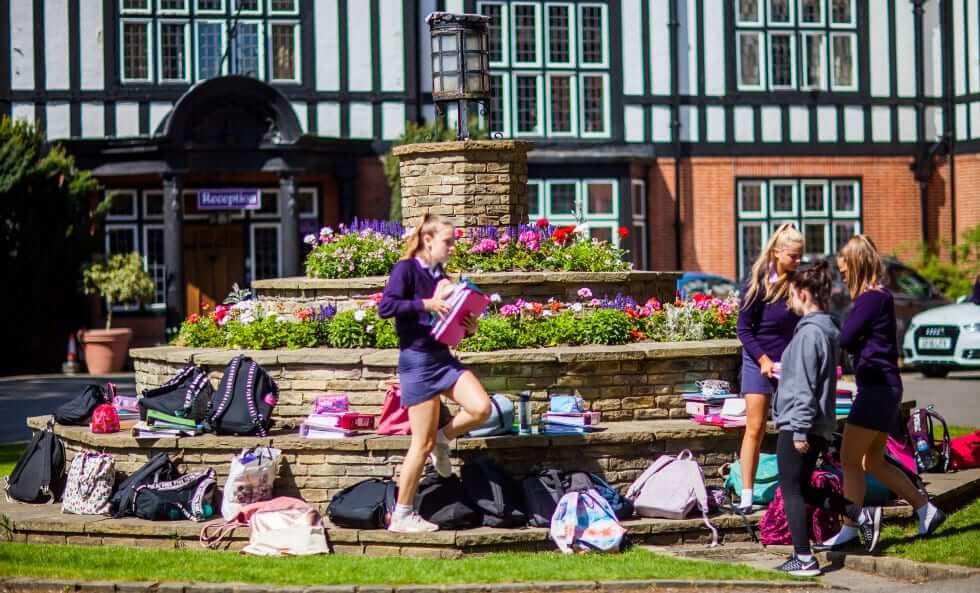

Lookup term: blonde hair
[401,213,453,260]
[743,223,804,304]
[838,234,885,300]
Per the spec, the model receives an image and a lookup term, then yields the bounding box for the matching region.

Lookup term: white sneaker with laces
[388,512,438,533]
[430,441,453,478]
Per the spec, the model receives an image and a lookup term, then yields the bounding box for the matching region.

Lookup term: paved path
[0,374,134,443]
[902,370,980,428]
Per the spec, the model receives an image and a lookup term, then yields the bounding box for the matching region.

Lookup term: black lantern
[426,11,490,139]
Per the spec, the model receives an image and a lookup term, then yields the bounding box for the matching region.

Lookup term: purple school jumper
[378,258,465,408]
[736,289,801,395]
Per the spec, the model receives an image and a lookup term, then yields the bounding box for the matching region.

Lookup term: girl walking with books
[734,224,803,512]
[378,213,492,533]
[816,236,945,552]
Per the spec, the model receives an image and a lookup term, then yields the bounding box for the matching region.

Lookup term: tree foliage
[907,224,980,300]
[83,252,156,330]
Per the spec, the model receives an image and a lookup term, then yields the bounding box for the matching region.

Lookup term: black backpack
[522,468,566,527]
[53,384,110,425]
[133,468,218,521]
[416,471,480,530]
[140,365,213,422]
[461,457,527,528]
[208,355,278,436]
[564,471,634,521]
[109,452,181,518]
[4,422,65,503]
[327,478,397,529]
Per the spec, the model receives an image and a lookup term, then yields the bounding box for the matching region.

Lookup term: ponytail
[791,259,833,310]
[837,234,884,300]
[401,213,453,260]
[743,223,804,305]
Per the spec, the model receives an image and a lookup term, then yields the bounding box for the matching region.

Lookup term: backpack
[201,497,329,556]
[4,422,65,503]
[550,489,626,554]
[722,453,779,505]
[327,478,397,529]
[759,470,843,546]
[133,468,218,521]
[90,404,120,434]
[109,452,181,517]
[416,471,480,530]
[565,471,634,521]
[951,430,980,470]
[466,394,515,438]
[140,365,213,422]
[461,457,527,528]
[208,355,278,436]
[61,452,115,515]
[908,406,951,473]
[625,450,718,546]
[54,384,110,425]
[522,468,566,527]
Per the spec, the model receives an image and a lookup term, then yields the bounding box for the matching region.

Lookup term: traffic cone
[62,332,80,375]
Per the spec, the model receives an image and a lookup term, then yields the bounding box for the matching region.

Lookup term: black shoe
[776,555,822,577]
[812,535,859,552]
[859,507,882,552]
[919,507,947,536]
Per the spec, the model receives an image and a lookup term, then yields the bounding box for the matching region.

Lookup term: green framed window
[536,178,622,247]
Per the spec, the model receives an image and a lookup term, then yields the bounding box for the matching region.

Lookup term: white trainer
[387,512,438,533]
[430,441,453,478]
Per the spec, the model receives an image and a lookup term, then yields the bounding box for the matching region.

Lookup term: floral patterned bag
[550,489,626,554]
[62,452,115,515]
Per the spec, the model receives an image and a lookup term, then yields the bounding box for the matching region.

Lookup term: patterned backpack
[62,452,115,515]
[550,489,626,554]
[90,403,120,434]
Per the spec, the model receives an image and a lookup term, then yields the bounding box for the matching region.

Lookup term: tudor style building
[2,0,980,342]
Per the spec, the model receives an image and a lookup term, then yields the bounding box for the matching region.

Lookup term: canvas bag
[759,470,843,546]
[625,450,719,546]
[221,446,281,520]
[139,365,213,422]
[109,452,180,517]
[133,468,217,522]
[201,497,329,556]
[722,453,780,505]
[550,489,626,554]
[327,478,397,529]
[4,422,65,503]
[466,394,515,438]
[208,355,278,436]
[62,452,115,515]
[54,384,110,426]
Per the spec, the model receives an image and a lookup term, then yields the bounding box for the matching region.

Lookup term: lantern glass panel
[431,56,440,76]
[442,54,458,72]
[465,53,483,71]
[439,33,457,52]
[466,73,483,92]
[465,32,483,50]
[444,74,459,92]
[433,76,443,92]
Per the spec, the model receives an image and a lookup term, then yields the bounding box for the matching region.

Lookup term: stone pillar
[162,174,184,331]
[392,140,531,233]
[278,174,300,277]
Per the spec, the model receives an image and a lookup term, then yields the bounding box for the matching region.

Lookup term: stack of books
[835,388,854,416]
[539,410,603,434]
[690,391,747,429]
[299,395,376,439]
[113,395,140,423]
[133,409,205,439]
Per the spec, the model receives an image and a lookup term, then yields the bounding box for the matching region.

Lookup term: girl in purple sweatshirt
[817,235,945,552]
[378,214,492,533]
[734,223,803,511]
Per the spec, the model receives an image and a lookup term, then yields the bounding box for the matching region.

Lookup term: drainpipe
[941,0,957,254]
[669,0,682,270]
[912,0,929,245]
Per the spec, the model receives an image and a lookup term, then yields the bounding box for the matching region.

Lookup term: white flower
[320,226,334,237]
[303,234,317,245]
[490,293,502,304]
[353,310,366,322]
[542,310,553,317]
[366,324,375,333]
[571,303,583,313]
[574,224,586,234]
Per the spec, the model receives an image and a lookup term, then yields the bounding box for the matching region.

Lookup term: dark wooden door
[183,224,245,317]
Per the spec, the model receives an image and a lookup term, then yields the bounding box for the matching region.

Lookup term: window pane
[803,183,825,212]
[587,183,614,214]
[582,75,605,133]
[740,183,763,214]
[832,35,854,87]
[550,183,577,215]
[123,0,149,9]
[271,24,296,80]
[481,4,504,63]
[233,23,260,77]
[769,0,791,23]
[197,0,222,9]
[107,228,136,255]
[739,0,759,22]
[771,184,794,213]
[235,0,258,10]
[833,184,855,213]
[160,23,187,80]
[739,33,761,86]
[832,0,852,23]
[740,224,765,278]
[146,228,166,306]
[803,33,824,88]
[549,76,572,133]
[298,191,316,217]
[631,225,646,269]
[109,192,136,217]
[516,75,539,133]
[270,0,295,11]
[489,75,505,133]
[631,182,644,217]
[803,223,828,256]
[160,0,186,10]
[514,4,537,63]
[548,5,570,63]
[198,22,223,79]
[253,228,280,280]
[527,183,540,217]
[800,0,821,23]
[257,191,278,216]
[770,34,793,86]
[834,221,858,252]
[580,5,604,64]
[145,192,163,217]
[123,23,149,80]
[590,226,613,244]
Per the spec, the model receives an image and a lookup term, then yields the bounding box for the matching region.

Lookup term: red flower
[548,301,562,312]
[625,306,640,319]
[552,225,577,245]
[618,226,630,239]
[369,292,384,304]
[630,328,646,340]
[214,305,229,324]
[692,292,709,303]
[531,302,544,315]
[188,313,200,324]
[536,218,550,229]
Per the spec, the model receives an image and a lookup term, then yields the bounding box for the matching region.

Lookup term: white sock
[740,488,754,508]
[916,502,938,533]
[822,525,858,545]
[797,553,814,563]
[436,428,449,444]
[392,503,413,521]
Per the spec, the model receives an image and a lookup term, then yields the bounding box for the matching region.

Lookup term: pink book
[692,414,747,429]
[430,281,490,347]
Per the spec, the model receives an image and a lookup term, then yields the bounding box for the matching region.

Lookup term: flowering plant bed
[303,218,631,279]
[172,287,737,351]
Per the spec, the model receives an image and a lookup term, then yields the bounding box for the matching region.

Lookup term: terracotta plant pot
[81,328,133,374]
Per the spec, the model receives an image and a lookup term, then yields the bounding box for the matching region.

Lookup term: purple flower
[577,287,593,299]
[316,304,337,321]
[500,304,520,317]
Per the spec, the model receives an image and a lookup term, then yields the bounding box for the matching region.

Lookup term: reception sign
[197,188,261,210]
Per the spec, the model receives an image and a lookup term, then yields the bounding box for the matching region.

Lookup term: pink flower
[577,288,593,299]
[500,304,520,317]
[454,228,465,239]
[589,298,601,307]
[499,233,512,245]
[645,297,662,312]
[470,238,499,254]
[518,230,538,245]
[369,292,384,304]
[214,305,230,326]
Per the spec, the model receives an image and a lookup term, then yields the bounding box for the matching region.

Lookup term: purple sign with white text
[197,189,261,210]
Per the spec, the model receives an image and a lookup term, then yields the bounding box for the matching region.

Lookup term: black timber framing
[0,0,9,116]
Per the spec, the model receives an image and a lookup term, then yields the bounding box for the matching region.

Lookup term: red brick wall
[356,156,390,221]
[648,159,679,271]
[954,153,980,239]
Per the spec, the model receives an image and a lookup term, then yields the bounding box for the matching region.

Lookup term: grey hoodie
[772,311,840,442]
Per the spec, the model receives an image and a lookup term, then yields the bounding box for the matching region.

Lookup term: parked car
[902,301,980,377]
[676,272,739,301]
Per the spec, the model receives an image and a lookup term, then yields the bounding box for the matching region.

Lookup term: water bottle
[518,390,532,436]
[916,438,933,470]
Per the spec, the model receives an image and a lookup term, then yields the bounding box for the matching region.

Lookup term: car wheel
[921,367,950,379]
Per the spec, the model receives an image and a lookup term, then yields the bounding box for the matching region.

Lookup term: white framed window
[801,180,828,216]
[195,0,225,13]
[738,222,768,278]
[511,2,541,67]
[158,21,191,83]
[158,0,189,15]
[488,73,511,136]
[631,179,646,218]
[830,0,855,26]
[737,31,765,90]
[143,224,167,309]
[269,21,300,83]
[121,20,153,83]
[631,179,647,270]
[768,32,796,89]
[584,224,617,246]
[252,190,280,220]
[546,73,577,136]
[832,220,861,251]
[830,32,857,90]
[578,3,607,68]
[736,0,762,26]
[479,2,509,67]
[196,20,227,80]
[768,0,794,26]
[233,0,262,15]
[583,179,618,217]
[513,72,543,136]
[831,180,860,217]
[121,0,151,14]
[231,21,264,79]
[143,190,164,219]
[250,223,282,281]
[268,0,298,15]
[527,180,544,218]
[545,180,579,217]
[738,181,767,219]
[801,32,826,90]
[545,3,575,67]
[770,181,797,217]
[579,73,609,137]
[802,221,830,258]
[798,0,823,26]
[298,188,319,219]
[105,224,139,256]
[107,190,139,220]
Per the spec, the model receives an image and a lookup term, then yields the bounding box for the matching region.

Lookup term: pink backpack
[376,384,410,435]
[759,470,842,546]
[90,403,120,434]
[951,431,980,470]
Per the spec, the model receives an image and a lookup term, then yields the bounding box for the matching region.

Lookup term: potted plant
[80,252,156,374]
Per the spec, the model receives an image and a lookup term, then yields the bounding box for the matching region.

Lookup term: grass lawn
[0,544,795,586]
[943,425,976,439]
[879,496,980,567]
[0,444,23,478]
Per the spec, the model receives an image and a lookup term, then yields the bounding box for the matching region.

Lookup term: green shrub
[905,224,980,301]
[328,310,375,348]
[579,308,632,345]
[224,317,289,350]
[305,231,401,279]
[374,317,399,349]
[284,321,325,349]
[459,317,519,352]
[173,317,225,348]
